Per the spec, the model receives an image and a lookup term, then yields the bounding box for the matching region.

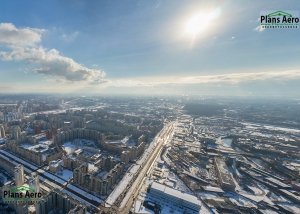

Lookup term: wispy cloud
[107,70,300,87]
[89,79,110,85]
[61,31,79,42]
[254,25,265,32]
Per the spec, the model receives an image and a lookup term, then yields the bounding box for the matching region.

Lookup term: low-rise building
[49,160,62,173]
[149,182,202,212]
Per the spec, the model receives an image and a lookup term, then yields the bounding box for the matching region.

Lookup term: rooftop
[151,181,201,206]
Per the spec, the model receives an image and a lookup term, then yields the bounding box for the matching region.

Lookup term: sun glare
[186,13,211,36]
[186,8,221,37]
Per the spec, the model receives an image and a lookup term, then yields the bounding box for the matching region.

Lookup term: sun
[186,8,221,37]
[186,13,212,36]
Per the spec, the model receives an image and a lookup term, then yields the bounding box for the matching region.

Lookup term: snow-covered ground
[55,168,73,181]
[241,122,300,134]
[134,200,154,214]
[247,185,263,195]
[224,193,257,208]
[214,137,234,150]
[24,127,34,133]
[38,139,53,145]
[62,139,97,155]
[107,136,136,147]
[161,164,192,193]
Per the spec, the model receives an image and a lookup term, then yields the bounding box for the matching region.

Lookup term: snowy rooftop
[50,160,59,167]
[202,186,224,193]
[107,136,136,147]
[20,143,49,153]
[151,182,201,206]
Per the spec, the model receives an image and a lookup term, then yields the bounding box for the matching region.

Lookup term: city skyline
[0,0,299,96]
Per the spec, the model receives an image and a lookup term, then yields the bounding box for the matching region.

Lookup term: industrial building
[149,182,202,212]
[214,157,236,191]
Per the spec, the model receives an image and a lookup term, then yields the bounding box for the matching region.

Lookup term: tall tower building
[0,124,4,138]
[11,125,21,140]
[28,172,40,193]
[14,164,24,186]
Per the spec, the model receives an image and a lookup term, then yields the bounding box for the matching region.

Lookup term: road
[0,149,101,213]
[0,122,175,214]
[102,121,175,214]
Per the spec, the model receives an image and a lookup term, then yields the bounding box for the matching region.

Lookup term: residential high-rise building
[0,124,5,138]
[28,172,40,193]
[34,125,41,134]
[14,164,24,186]
[35,189,86,214]
[11,125,21,140]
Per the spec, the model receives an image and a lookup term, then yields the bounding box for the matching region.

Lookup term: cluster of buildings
[35,189,86,214]
[133,98,300,214]
[0,95,184,214]
[0,164,86,214]
[53,128,104,145]
[73,157,125,196]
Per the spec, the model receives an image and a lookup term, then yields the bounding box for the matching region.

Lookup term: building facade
[35,189,86,214]
[14,164,24,186]
[73,159,125,196]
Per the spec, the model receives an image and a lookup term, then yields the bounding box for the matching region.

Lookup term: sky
[0,0,299,96]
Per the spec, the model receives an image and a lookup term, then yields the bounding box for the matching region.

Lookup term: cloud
[61,31,79,42]
[89,79,110,85]
[0,23,45,46]
[178,70,300,84]
[0,23,105,82]
[108,70,300,87]
[231,36,235,39]
[254,25,265,32]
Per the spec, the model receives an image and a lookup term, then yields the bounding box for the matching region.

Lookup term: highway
[102,121,175,214]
